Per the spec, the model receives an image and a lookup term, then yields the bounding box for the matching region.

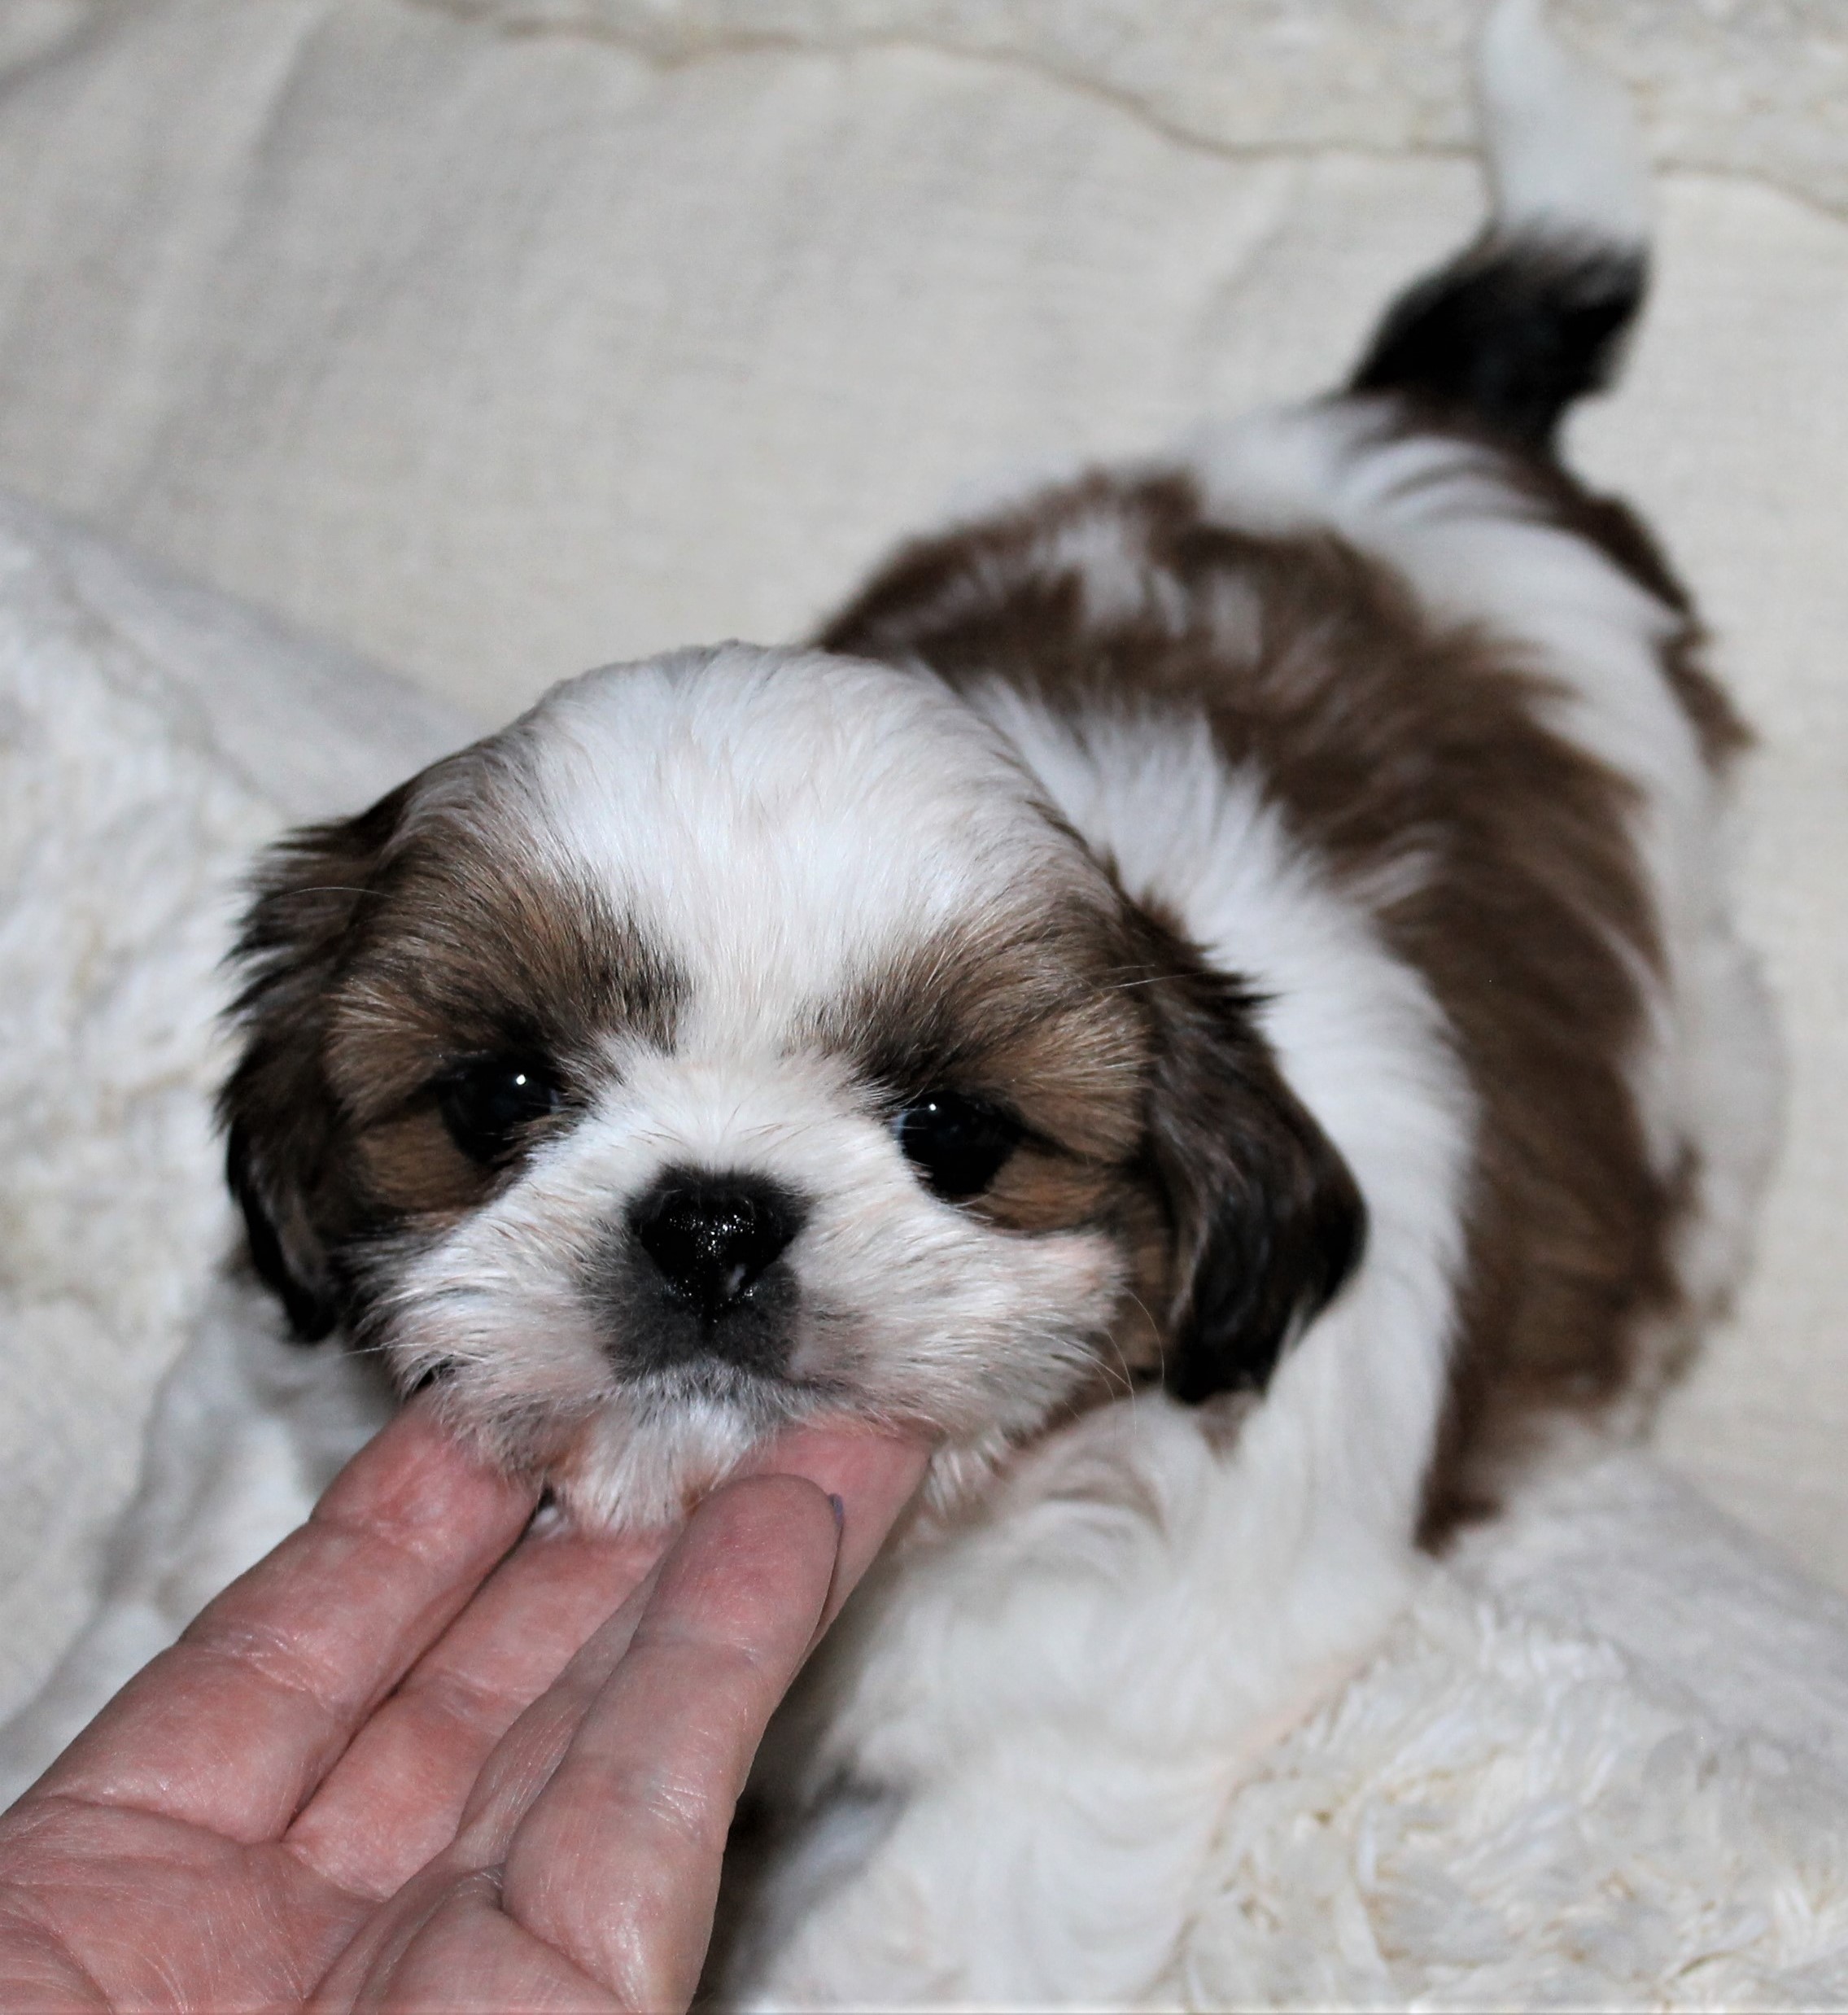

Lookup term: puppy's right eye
[435,1054,560,1166]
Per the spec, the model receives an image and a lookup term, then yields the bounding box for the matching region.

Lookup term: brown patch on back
[822,449,1712,1536]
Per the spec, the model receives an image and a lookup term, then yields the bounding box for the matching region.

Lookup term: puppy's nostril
[630,1176,800,1319]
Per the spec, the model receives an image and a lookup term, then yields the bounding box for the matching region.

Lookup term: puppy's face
[224,646,1361,1523]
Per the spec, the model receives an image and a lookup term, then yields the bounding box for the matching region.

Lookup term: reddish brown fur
[821,448,1723,1535]
[821,897,1365,1399]
[222,763,684,1338]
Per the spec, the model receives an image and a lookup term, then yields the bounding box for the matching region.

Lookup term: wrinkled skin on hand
[0,1405,928,2013]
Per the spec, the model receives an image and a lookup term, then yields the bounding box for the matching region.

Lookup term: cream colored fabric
[0,492,463,1715]
[0,0,1841,1584]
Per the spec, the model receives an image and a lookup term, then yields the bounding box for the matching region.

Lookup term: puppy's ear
[1129,904,1367,1403]
[219,784,413,1341]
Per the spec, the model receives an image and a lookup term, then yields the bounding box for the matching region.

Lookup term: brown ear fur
[219,783,413,1341]
[1129,905,1367,1402]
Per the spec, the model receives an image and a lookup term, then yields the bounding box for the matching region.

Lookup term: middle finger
[286,1516,670,1899]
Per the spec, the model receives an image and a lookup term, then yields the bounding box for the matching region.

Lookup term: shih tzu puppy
[7,1,1780,2004]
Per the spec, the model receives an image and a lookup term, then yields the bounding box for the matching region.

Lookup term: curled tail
[1350,0,1648,455]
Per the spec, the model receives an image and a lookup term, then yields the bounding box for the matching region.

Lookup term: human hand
[0,1405,928,2012]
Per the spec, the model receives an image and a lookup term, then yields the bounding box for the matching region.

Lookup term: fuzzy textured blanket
[5,489,1848,2007]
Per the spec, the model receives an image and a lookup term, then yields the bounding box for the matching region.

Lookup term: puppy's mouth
[615,1351,853,1425]
[531,1348,880,1531]
[412,1260,874,1531]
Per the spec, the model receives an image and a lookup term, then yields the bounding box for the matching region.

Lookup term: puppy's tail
[1349,0,1648,456]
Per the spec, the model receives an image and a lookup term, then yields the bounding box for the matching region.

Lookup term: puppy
[7,2,1780,2002]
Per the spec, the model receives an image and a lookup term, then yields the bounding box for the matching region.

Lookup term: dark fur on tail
[1351,232,1647,455]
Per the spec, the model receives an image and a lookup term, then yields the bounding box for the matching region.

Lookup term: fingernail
[828,1493,845,1533]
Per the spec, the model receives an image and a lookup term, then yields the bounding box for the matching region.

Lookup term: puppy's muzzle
[615,1169,806,1375]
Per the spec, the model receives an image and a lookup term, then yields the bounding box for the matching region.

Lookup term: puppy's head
[223,645,1362,1522]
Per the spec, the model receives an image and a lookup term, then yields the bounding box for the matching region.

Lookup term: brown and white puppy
[34,3,1783,2003]
[221,645,1368,1528]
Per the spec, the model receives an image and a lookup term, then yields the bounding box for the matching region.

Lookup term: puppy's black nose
[629,1174,800,1321]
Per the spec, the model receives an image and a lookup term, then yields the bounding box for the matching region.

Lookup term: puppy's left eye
[435,1054,561,1165]
[896,1090,1022,1201]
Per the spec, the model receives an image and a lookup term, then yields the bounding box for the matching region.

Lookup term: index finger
[496,1431,931,2006]
[33,1404,538,1843]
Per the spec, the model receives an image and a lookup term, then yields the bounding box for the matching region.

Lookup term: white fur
[1478,0,1650,243]
[733,1400,1426,2008]
[493,645,1080,1013]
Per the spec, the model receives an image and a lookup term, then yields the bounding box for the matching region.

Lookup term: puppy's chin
[531,1389,1025,1535]
[428,1366,1054,1534]
[540,1372,812,1530]
[406,1357,805,1531]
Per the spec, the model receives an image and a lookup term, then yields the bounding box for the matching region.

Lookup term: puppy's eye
[896,1091,1021,1201]
[435,1054,560,1165]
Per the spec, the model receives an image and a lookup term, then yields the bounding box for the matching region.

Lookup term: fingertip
[703,1470,844,1556]
[754,1421,930,1541]
[733,1423,934,1636]
[661,1471,843,1639]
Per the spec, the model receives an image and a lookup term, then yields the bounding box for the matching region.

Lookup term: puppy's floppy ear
[1128,903,1367,1403]
[219,783,413,1342]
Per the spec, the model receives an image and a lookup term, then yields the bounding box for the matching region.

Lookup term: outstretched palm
[0,1408,924,2013]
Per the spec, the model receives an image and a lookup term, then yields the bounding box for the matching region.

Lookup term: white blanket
[0,493,462,1713]
[1170,1455,1848,2009]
